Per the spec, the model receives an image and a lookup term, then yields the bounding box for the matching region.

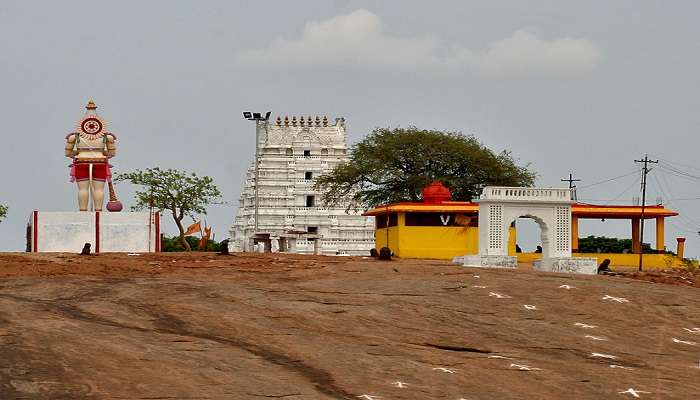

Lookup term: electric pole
[561,173,581,200]
[634,155,658,271]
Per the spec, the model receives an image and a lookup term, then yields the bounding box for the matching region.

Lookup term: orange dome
[422,181,451,204]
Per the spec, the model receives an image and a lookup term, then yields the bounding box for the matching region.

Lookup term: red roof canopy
[364,202,677,219]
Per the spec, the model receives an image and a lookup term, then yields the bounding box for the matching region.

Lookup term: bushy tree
[161,235,221,252]
[116,168,223,251]
[0,204,7,223]
[579,235,656,254]
[315,127,536,209]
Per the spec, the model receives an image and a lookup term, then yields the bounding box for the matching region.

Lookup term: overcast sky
[1,1,699,257]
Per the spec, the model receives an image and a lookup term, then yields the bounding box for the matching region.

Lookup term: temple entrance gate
[461,187,597,274]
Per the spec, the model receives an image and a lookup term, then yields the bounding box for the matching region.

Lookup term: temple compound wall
[229,115,375,255]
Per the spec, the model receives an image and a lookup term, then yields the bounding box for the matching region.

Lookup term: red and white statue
[64,100,122,212]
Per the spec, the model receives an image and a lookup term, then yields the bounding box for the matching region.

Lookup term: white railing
[479,187,572,202]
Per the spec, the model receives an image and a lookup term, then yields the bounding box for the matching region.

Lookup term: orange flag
[198,227,212,250]
[185,221,201,236]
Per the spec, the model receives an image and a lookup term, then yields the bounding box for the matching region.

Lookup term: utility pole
[634,155,658,271]
[561,173,582,200]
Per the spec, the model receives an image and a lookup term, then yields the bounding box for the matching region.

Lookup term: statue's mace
[106,180,123,212]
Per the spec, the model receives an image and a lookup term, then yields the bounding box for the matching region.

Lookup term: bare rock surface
[0,252,698,399]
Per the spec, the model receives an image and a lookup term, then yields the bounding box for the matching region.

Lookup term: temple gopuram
[229,115,375,255]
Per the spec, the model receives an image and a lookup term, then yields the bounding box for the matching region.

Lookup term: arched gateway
[461,187,598,274]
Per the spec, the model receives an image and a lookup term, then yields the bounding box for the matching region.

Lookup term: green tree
[0,204,7,223]
[116,168,223,251]
[160,235,221,252]
[578,235,657,254]
[315,127,536,209]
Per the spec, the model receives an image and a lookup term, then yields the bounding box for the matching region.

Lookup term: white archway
[461,187,597,274]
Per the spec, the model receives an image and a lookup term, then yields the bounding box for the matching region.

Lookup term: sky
[1,1,699,257]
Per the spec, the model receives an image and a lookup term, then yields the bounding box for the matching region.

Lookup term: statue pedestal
[28,211,161,253]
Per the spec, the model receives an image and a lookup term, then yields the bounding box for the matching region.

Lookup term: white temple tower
[229,115,375,255]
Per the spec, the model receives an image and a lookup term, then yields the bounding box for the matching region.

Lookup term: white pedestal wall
[29,211,161,253]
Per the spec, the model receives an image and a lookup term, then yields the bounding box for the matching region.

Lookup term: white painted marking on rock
[684,327,700,334]
[672,338,697,346]
[487,355,512,360]
[618,388,650,398]
[558,284,575,289]
[489,292,510,299]
[591,352,618,359]
[610,364,633,370]
[602,295,629,303]
[433,367,458,373]
[509,363,541,371]
[472,275,480,278]
[574,322,597,329]
[523,305,537,310]
[585,335,607,341]
[391,381,407,388]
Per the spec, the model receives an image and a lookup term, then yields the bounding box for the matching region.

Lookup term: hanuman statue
[64,100,118,212]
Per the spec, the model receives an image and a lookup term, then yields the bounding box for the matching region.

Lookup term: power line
[574,169,640,205]
[650,173,697,230]
[654,156,700,172]
[603,176,641,206]
[576,170,639,190]
[653,171,700,227]
[665,197,700,201]
[657,162,700,182]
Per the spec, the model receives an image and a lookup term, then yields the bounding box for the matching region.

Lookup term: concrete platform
[29,211,161,253]
[533,257,598,275]
[455,255,518,269]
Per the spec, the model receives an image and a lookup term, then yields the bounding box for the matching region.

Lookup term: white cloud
[237,9,601,78]
[238,9,440,69]
[458,29,601,78]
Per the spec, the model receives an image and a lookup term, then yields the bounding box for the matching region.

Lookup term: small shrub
[663,254,676,269]
[682,258,699,273]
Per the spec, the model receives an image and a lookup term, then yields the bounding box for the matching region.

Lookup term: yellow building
[363,182,681,268]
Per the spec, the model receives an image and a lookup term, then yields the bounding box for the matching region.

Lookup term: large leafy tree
[0,204,7,223]
[116,168,223,251]
[315,127,536,209]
